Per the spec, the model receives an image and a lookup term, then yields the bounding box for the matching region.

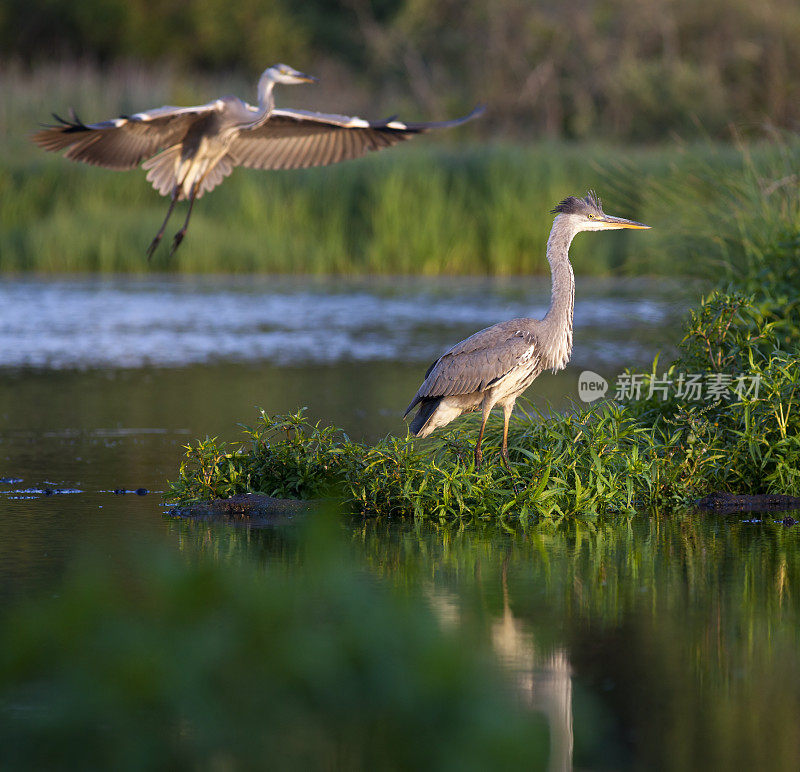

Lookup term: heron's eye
[587,213,597,219]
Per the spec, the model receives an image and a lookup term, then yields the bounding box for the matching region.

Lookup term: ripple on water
[0,275,693,370]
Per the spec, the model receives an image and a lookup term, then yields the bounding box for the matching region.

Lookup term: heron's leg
[501,403,513,471]
[501,402,521,494]
[170,183,198,256]
[147,188,179,260]
[474,404,492,469]
[474,417,487,468]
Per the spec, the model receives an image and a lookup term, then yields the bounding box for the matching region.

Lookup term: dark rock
[169,493,314,526]
[135,488,148,496]
[696,491,800,515]
[113,489,127,495]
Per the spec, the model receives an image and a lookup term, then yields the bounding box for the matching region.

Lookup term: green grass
[5,137,798,277]
[3,62,799,277]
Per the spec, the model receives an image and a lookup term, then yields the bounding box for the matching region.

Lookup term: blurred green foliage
[4,0,800,140]
[5,0,310,71]
[0,512,549,770]
[0,137,675,276]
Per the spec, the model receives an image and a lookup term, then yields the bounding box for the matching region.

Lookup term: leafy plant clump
[168,278,800,522]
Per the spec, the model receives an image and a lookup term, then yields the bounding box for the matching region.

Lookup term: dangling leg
[147,187,179,260]
[170,183,198,256]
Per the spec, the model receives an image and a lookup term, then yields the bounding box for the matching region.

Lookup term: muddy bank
[171,490,800,527]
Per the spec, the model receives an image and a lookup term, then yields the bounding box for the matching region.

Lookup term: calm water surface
[2,275,799,768]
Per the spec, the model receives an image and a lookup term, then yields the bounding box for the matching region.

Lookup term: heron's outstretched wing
[229,105,484,171]
[404,319,540,417]
[30,103,218,170]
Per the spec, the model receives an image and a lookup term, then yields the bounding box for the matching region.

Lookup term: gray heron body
[31,64,483,257]
[404,192,650,468]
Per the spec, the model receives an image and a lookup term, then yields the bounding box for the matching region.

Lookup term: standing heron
[404,192,650,468]
[31,63,483,258]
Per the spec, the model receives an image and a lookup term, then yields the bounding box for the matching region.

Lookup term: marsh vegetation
[167,288,800,520]
[3,63,798,276]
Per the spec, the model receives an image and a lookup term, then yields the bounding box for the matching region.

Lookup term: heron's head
[263,63,317,85]
[551,191,650,232]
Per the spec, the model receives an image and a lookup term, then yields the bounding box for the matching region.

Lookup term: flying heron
[404,192,651,469]
[31,63,483,258]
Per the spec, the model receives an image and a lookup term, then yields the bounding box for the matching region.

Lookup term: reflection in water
[428,559,575,771]
[351,516,800,769]
[163,513,800,769]
[492,562,573,772]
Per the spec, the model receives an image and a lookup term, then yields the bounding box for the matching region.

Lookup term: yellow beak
[600,215,651,229]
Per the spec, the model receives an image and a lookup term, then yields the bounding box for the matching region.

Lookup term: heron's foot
[474,445,483,470]
[146,234,163,260]
[170,229,187,256]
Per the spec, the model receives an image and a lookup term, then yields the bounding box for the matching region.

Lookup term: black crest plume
[551,190,603,215]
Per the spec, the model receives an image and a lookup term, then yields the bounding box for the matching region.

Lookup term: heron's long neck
[256,75,276,118]
[541,216,576,370]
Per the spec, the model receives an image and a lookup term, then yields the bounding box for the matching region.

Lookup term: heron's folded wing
[403,325,539,418]
[229,105,484,171]
[30,103,218,170]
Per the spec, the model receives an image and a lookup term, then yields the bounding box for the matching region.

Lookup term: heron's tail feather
[144,148,235,200]
[409,398,442,437]
[143,147,182,197]
[198,154,235,197]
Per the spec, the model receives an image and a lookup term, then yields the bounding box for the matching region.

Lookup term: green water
[160,511,800,769]
[354,515,800,769]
